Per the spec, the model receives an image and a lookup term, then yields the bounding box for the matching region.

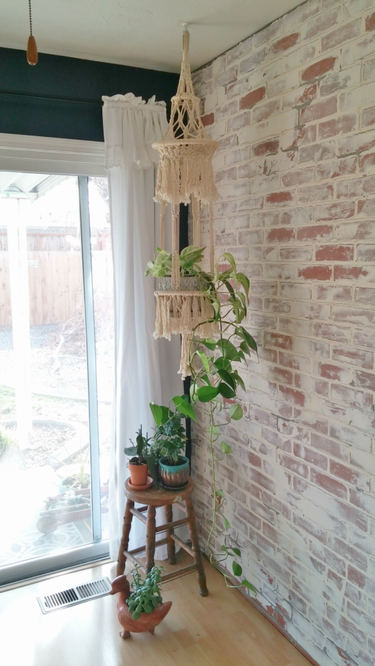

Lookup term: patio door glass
[0,173,112,584]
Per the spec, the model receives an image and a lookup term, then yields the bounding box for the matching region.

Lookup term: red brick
[279,386,306,407]
[353,370,375,392]
[202,112,214,126]
[332,345,373,370]
[362,105,375,128]
[322,20,362,52]
[293,442,328,471]
[330,461,370,491]
[355,286,375,304]
[297,225,333,242]
[318,363,350,382]
[253,139,279,156]
[314,285,352,301]
[311,433,348,461]
[282,168,315,188]
[253,100,281,122]
[300,97,337,123]
[365,11,375,32]
[317,156,357,181]
[264,332,293,350]
[315,245,354,261]
[331,384,373,410]
[270,32,299,56]
[298,183,334,203]
[266,227,295,243]
[298,266,332,281]
[310,469,347,500]
[301,57,336,83]
[334,266,371,281]
[266,191,293,205]
[240,87,266,109]
[315,201,356,221]
[319,114,357,139]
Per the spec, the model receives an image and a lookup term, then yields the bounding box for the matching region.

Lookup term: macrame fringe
[154,291,216,342]
[154,143,217,205]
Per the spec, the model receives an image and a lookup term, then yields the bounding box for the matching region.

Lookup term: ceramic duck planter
[109,574,172,639]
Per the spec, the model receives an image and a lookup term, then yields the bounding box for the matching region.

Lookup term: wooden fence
[0,249,112,327]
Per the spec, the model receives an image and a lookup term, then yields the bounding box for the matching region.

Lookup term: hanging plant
[185,252,258,592]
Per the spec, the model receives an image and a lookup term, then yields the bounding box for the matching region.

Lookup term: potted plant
[110,564,172,638]
[145,245,212,291]
[124,425,151,487]
[149,397,195,489]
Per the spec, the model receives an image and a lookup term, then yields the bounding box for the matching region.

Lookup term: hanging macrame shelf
[152,27,219,379]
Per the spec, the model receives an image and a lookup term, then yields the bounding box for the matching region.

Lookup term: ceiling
[0,0,304,73]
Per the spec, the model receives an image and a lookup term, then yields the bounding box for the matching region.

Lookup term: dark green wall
[0,48,178,141]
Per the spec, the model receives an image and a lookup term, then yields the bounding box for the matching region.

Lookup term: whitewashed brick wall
[191,1,375,664]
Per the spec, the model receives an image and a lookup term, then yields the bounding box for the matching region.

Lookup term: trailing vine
[187,252,258,593]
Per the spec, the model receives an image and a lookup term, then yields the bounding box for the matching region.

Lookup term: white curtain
[102,93,181,559]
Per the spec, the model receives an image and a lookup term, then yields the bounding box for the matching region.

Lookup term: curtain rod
[0,89,101,105]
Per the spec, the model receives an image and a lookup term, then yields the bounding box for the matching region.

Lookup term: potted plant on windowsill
[149,397,195,489]
[124,426,151,487]
[110,564,172,638]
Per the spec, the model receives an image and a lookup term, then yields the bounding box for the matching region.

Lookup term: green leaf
[132,610,141,621]
[198,351,210,373]
[223,252,236,270]
[208,425,220,436]
[173,396,196,421]
[220,441,232,455]
[201,338,216,351]
[220,544,229,552]
[218,383,236,399]
[232,562,242,577]
[216,489,225,499]
[149,402,163,426]
[216,339,239,360]
[236,272,250,298]
[197,386,219,402]
[231,547,241,557]
[213,357,232,373]
[223,516,231,530]
[236,326,257,352]
[229,403,243,420]
[242,580,257,593]
[218,369,236,391]
[240,340,250,356]
[232,371,246,392]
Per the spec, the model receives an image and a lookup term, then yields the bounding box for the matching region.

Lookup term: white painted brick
[238,110,298,145]
[340,81,375,113]
[342,35,375,67]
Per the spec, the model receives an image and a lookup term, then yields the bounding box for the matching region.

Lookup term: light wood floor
[0,553,312,666]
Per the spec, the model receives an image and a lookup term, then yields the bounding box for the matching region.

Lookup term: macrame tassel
[192,196,200,247]
[159,200,166,250]
[171,203,180,289]
[179,333,192,380]
[209,200,214,274]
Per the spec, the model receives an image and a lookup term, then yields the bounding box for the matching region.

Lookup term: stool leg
[164,504,177,565]
[185,497,208,596]
[117,499,134,576]
[146,505,156,573]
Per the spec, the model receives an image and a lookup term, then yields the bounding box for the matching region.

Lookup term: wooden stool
[117,477,208,596]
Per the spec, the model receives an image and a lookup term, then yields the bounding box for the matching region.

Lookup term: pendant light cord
[29,0,33,36]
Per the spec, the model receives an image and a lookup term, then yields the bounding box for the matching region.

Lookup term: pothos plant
[186,252,258,593]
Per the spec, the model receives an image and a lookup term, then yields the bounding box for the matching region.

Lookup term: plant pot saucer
[159,479,189,491]
[128,476,153,491]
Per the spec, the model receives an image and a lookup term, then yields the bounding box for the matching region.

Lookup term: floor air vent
[37,577,112,614]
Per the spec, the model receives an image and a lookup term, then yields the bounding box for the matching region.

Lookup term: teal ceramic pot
[159,456,190,488]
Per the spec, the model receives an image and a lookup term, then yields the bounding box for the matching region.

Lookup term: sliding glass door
[0,172,112,584]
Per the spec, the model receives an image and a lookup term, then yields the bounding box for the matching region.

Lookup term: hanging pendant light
[152,25,219,379]
[27,0,38,65]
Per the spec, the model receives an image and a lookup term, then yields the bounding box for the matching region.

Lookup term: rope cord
[29,0,33,36]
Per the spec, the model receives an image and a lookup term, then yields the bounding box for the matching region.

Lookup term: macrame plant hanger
[152,25,219,379]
